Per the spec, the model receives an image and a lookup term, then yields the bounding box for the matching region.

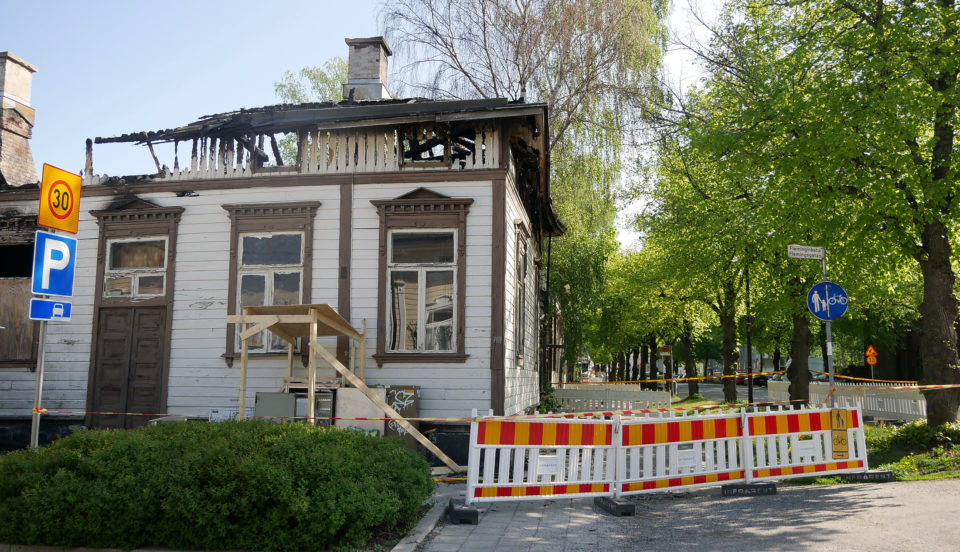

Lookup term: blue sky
[3,0,382,177]
[3,0,716,185]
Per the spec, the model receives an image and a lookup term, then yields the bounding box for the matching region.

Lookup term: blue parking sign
[807,280,848,321]
[29,298,72,321]
[31,230,78,297]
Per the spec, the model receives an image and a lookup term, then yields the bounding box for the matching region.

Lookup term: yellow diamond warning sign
[38,164,82,234]
[865,345,878,357]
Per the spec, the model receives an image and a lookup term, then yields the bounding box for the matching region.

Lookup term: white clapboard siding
[502,170,539,416]
[351,180,496,417]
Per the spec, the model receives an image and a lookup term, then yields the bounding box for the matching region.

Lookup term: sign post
[865,345,878,380]
[788,244,848,406]
[30,165,81,448]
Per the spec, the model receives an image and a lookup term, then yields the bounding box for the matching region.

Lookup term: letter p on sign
[32,230,78,298]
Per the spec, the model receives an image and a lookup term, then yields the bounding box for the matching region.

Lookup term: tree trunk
[719,283,739,403]
[631,346,640,380]
[773,347,781,372]
[789,312,814,406]
[648,337,660,391]
[918,220,960,425]
[683,332,699,396]
[639,343,649,385]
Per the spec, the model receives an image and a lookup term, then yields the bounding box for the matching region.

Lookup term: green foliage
[0,421,434,551]
[886,420,960,450]
[274,57,348,104]
[537,387,564,414]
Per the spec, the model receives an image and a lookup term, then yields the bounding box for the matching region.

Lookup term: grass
[786,421,960,484]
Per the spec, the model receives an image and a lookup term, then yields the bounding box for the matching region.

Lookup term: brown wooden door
[89,307,166,429]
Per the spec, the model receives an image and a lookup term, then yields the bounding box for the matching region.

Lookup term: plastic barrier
[466,406,868,504]
[768,381,926,421]
[744,406,867,481]
[618,411,746,495]
[465,417,617,504]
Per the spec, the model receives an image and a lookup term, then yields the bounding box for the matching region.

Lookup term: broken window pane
[109,240,165,270]
[0,244,33,277]
[391,232,454,264]
[138,275,164,296]
[241,234,302,266]
[388,270,418,352]
[424,270,454,352]
[104,276,132,297]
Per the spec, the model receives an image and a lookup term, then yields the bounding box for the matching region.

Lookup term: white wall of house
[353,180,494,418]
[0,177,507,420]
[502,174,540,416]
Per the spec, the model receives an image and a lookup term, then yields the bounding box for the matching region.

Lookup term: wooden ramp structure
[227,304,462,472]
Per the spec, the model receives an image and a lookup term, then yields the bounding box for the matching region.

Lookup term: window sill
[373,353,469,367]
[0,361,35,372]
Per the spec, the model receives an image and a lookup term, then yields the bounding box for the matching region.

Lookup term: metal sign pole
[822,256,835,407]
[29,320,48,448]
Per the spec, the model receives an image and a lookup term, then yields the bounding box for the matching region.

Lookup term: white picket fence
[552,385,671,413]
[768,381,925,421]
[466,405,868,504]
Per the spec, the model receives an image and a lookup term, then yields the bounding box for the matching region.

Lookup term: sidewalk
[415,479,960,552]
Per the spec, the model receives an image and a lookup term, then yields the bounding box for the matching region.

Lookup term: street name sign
[807,280,848,321]
[37,164,82,234]
[31,230,78,297]
[29,298,72,321]
[787,244,825,260]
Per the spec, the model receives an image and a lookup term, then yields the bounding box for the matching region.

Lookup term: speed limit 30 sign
[38,163,82,234]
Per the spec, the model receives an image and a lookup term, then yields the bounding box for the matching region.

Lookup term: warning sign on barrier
[832,408,850,459]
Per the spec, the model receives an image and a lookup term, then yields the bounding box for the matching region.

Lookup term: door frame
[86,199,183,427]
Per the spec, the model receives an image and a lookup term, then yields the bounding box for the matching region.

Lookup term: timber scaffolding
[88,97,543,182]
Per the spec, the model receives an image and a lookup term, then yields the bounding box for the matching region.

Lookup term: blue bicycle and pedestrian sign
[807,280,848,321]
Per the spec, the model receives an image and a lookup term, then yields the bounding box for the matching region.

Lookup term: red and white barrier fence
[466,405,868,504]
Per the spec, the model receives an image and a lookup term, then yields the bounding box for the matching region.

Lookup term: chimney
[0,52,38,186]
[342,37,392,101]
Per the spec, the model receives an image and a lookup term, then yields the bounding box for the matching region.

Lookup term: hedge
[0,421,435,551]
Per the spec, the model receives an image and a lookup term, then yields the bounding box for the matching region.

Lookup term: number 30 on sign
[38,164,82,234]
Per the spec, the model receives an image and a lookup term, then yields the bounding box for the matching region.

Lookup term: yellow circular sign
[47,180,74,220]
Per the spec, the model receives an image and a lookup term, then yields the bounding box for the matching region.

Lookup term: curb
[391,499,448,552]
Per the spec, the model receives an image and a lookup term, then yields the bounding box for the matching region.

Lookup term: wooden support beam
[313,310,362,341]
[308,311,318,423]
[239,321,249,420]
[240,316,279,341]
[311,341,463,472]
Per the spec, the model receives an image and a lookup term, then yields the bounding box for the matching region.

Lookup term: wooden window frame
[514,223,529,368]
[102,236,169,299]
[236,230,305,353]
[222,201,320,366]
[371,190,472,366]
[386,229,458,353]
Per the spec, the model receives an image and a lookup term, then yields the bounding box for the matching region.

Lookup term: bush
[887,420,960,450]
[0,421,434,551]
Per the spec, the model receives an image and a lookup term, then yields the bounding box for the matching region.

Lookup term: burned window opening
[0,244,32,277]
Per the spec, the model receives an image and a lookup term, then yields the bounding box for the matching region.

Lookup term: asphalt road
[680,382,769,404]
[422,479,960,552]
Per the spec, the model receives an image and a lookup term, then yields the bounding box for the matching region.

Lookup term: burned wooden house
[0,38,563,436]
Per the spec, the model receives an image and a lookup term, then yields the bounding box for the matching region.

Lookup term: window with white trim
[386,230,456,353]
[237,232,303,352]
[103,237,168,298]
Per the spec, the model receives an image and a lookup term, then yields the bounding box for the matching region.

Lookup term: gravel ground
[421,479,960,552]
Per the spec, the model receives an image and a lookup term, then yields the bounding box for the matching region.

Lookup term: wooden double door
[88,307,167,429]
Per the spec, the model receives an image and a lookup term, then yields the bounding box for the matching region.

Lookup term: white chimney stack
[342,37,392,101]
[0,52,38,186]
